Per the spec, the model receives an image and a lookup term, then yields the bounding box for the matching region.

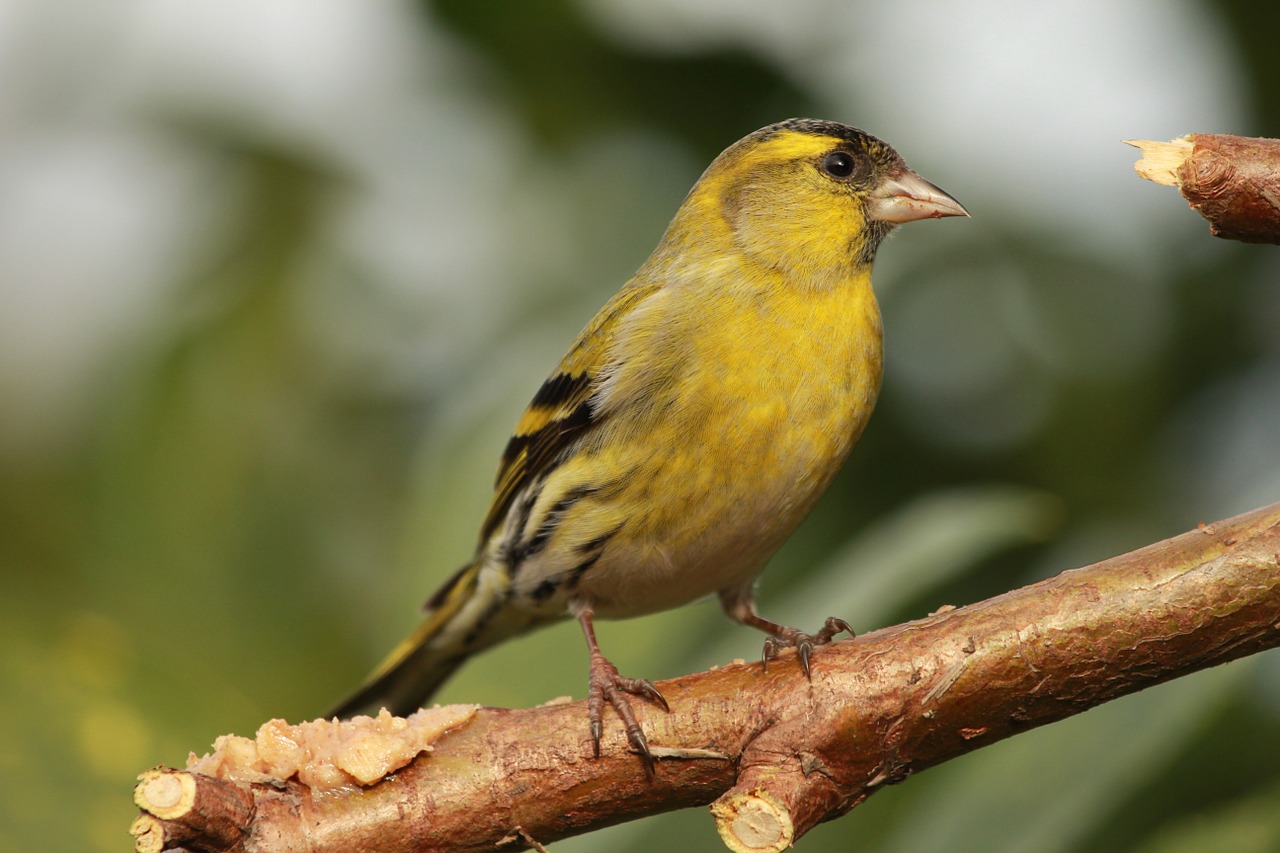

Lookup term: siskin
[331,118,967,762]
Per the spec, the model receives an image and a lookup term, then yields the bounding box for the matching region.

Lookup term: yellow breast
[654,267,881,535]
[553,263,883,615]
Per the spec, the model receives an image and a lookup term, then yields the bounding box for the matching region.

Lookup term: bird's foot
[761,616,854,678]
[586,651,669,769]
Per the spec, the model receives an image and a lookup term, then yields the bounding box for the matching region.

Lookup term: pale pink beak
[867,169,968,223]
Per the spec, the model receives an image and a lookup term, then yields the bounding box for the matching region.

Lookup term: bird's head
[680,118,967,284]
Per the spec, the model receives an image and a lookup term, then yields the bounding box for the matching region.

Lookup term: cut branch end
[711,787,795,853]
[1125,137,1193,186]
[134,768,198,821]
[1126,133,1280,243]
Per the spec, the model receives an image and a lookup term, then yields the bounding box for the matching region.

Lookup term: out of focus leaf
[1134,782,1280,853]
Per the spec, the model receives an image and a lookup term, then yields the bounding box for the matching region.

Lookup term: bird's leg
[575,607,669,768]
[719,592,854,678]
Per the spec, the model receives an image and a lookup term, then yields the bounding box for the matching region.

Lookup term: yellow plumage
[331,119,967,762]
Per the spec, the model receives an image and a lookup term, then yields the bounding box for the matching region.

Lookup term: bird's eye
[822,151,857,179]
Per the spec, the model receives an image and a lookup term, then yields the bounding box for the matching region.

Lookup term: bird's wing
[476,280,663,546]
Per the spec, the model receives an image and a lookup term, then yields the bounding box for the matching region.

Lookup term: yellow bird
[331,118,967,762]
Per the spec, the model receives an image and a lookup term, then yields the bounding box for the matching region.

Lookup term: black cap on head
[756,118,884,151]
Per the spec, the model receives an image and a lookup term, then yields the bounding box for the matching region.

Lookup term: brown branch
[132,502,1280,853]
[1127,134,1280,243]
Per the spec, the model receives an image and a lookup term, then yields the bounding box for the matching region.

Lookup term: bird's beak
[867,169,969,223]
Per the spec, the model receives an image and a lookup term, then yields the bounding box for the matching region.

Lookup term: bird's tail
[328,559,539,719]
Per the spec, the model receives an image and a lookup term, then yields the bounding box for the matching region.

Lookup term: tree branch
[1127,134,1280,243]
[132,502,1280,853]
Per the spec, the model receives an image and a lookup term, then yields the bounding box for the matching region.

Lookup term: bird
[329,118,967,764]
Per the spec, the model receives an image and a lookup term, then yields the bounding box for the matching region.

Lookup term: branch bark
[1128,134,1280,243]
[132,502,1280,853]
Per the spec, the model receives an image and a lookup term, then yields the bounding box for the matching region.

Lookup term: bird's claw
[586,653,668,770]
[761,616,855,678]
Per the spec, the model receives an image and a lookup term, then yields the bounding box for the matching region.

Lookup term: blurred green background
[3,1,1280,851]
